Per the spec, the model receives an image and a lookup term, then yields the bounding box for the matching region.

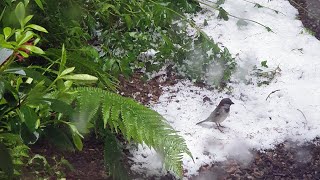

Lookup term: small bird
[196,98,234,132]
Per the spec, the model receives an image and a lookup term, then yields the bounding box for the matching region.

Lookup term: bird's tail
[196,118,209,125]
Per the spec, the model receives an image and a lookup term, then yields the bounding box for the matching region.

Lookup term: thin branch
[297,108,307,128]
[265,89,280,100]
[242,0,286,15]
[196,0,274,33]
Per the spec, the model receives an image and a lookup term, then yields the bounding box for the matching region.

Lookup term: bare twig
[242,0,286,15]
[297,108,307,128]
[265,89,280,100]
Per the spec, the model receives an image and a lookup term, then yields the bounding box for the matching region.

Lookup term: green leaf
[0,81,4,99]
[75,90,101,134]
[103,130,129,180]
[261,60,268,68]
[69,123,84,150]
[23,15,33,25]
[71,132,83,151]
[3,27,12,40]
[26,24,48,33]
[218,7,229,21]
[17,31,34,45]
[60,67,75,76]
[59,44,67,74]
[15,2,26,26]
[19,106,39,132]
[254,3,263,8]
[24,0,30,6]
[0,142,14,178]
[61,74,98,82]
[0,80,19,108]
[23,68,53,85]
[265,26,273,32]
[124,15,133,29]
[33,37,40,45]
[20,123,39,144]
[34,0,44,10]
[102,99,111,129]
[101,4,120,15]
[20,45,44,54]
[43,98,74,114]
[25,81,46,105]
[45,126,75,151]
[18,50,29,58]
[216,0,226,6]
[0,6,6,22]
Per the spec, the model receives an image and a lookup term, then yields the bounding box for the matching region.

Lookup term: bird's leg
[218,123,226,128]
[217,126,224,133]
[215,123,224,133]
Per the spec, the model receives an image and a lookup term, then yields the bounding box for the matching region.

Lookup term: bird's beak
[231,101,234,104]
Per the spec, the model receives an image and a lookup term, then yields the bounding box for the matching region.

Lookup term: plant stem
[195,0,274,33]
[0,53,16,73]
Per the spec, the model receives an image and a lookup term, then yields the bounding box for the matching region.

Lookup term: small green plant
[250,61,281,86]
[303,28,316,36]
[27,154,74,178]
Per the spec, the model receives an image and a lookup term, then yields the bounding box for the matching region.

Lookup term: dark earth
[289,0,320,40]
[26,1,320,179]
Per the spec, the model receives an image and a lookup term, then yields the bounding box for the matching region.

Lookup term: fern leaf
[103,129,129,180]
[102,98,111,129]
[73,87,192,177]
[76,90,101,134]
[110,103,121,133]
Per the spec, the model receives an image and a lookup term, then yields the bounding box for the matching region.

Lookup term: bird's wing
[214,109,220,116]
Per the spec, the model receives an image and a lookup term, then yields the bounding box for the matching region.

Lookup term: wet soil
[289,0,320,39]
[193,139,320,180]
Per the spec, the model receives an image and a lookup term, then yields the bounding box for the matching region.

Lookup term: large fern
[72,87,192,177]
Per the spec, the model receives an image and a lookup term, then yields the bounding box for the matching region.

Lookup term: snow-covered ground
[130,0,320,178]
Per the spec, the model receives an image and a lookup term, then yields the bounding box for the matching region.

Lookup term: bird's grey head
[218,98,234,106]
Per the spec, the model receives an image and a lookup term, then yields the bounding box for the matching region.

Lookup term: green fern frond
[103,129,129,180]
[72,87,192,177]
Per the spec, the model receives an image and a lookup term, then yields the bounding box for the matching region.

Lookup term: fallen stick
[265,89,280,100]
[297,108,307,128]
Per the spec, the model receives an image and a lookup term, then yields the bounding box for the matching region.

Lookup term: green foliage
[72,86,192,176]
[0,1,194,178]
[0,142,14,178]
[0,133,29,179]
[198,0,274,33]
[0,3,98,176]
[250,63,281,86]
[103,130,129,180]
[19,0,236,85]
[218,7,229,21]
[261,60,268,68]
[27,154,74,178]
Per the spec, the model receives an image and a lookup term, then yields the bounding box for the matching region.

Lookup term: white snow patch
[130,0,320,178]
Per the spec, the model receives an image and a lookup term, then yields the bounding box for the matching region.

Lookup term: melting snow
[130,0,320,178]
